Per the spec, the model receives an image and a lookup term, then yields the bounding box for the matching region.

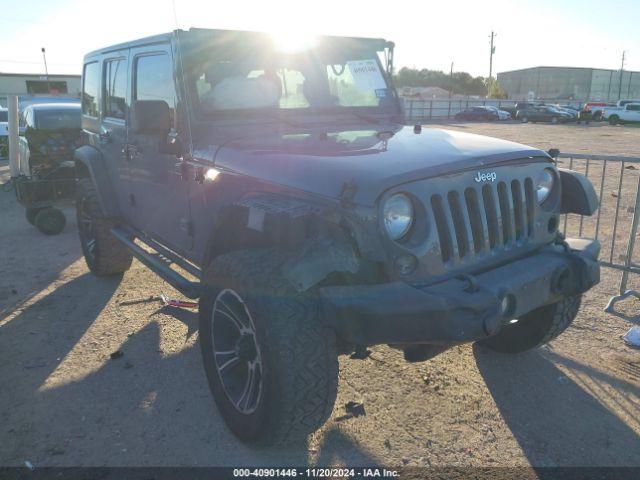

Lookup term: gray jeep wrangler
[75,28,600,445]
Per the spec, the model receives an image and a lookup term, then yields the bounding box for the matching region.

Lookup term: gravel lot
[1,122,639,469]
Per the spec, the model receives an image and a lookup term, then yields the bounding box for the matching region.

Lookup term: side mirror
[130,100,171,134]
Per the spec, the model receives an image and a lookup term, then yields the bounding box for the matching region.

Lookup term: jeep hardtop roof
[84,28,393,60]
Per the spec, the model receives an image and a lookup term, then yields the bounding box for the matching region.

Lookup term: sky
[0,0,638,77]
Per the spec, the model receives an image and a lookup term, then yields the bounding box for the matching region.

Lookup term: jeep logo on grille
[474,171,497,183]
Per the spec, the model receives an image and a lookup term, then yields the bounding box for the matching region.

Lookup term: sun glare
[270,31,318,53]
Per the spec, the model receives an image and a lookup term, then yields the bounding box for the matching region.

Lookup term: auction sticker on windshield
[347,60,386,91]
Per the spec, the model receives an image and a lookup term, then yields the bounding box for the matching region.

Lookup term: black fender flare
[74,145,121,217]
[558,168,599,216]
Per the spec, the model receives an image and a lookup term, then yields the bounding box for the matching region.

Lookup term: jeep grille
[430,178,535,263]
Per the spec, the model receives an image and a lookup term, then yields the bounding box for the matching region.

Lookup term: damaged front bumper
[319,238,600,346]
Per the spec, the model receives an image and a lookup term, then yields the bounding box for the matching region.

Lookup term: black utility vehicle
[76,29,600,445]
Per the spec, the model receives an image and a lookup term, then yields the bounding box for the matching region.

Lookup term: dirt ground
[1,122,639,469]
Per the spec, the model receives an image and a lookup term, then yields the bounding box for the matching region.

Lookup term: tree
[394,67,489,96]
[488,80,508,99]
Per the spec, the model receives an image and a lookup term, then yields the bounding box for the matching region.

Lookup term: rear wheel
[199,249,338,446]
[76,178,132,276]
[478,295,581,354]
[34,207,66,235]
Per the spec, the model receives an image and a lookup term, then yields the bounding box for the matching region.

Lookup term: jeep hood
[208,125,548,206]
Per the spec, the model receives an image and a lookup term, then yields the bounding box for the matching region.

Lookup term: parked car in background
[516,105,574,123]
[550,104,579,120]
[602,99,640,121]
[484,105,512,120]
[498,101,543,118]
[15,102,81,234]
[0,107,8,158]
[583,102,612,121]
[454,106,499,121]
[607,103,640,125]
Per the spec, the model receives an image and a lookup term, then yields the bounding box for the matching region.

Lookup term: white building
[0,73,81,106]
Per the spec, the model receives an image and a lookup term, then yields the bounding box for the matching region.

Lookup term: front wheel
[609,116,619,125]
[76,178,132,276]
[199,249,339,445]
[478,295,581,354]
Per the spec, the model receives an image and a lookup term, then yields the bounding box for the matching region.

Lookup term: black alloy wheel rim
[211,288,263,415]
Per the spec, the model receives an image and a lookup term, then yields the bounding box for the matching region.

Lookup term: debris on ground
[118,295,162,306]
[109,350,124,360]
[345,401,366,417]
[160,295,198,309]
[623,326,640,348]
[625,165,637,170]
[335,401,367,422]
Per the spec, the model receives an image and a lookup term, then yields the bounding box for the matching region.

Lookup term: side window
[82,61,100,117]
[104,58,128,120]
[134,53,176,122]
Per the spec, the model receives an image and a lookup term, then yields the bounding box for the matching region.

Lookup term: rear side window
[82,62,100,117]
[134,53,176,120]
[104,58,128,120]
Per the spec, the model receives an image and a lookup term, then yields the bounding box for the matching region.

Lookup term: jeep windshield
[183,33,398,121]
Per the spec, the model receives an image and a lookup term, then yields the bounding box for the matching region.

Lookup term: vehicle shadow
[0,181,81,319]
[2,283,379,467]
[0,272,121,462]
[473,343,640,467]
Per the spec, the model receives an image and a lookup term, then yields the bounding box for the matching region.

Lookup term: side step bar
[110,226,201,299]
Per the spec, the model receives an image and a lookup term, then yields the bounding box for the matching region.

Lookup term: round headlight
[536,168,555,204]
[383,193,414,240]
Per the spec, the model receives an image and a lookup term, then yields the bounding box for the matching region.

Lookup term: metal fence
[555,152,640,313]
[402,98,585,122]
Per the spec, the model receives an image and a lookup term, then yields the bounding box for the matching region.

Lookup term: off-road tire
[199,249,339,446]
[76,178,132,276]
[34,207,66,235]
[478,295,582,354]
[26,207,44,225]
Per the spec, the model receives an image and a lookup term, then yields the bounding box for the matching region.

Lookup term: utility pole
[449,61,454,99]
[41,47,50,93]
[488,31,496,97]
[618,50,626,100]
